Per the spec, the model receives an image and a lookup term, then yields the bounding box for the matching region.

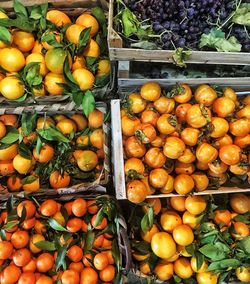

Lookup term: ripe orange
[174,174,194,194]
[72,198,87,217]
[45,48,71,74]
[185,196,207,215]
[0,76,25,100]
[11,230,29,249]
[13,154,33,174]
[71,114,88,131]
[0,47,25,72]
[99,264,115,282]
[36,252,54,272]
[87,200,98,214]
[76,13,99,37]
[36,116,55,129]
[89,129,104,149]
[127,180,148,204]
[214,210,231,226]
[196,272,218,284]
[66,218,83,233]
[21,218,36,230]
[191,256,208,273]
[91,215,107,230]
[44,72,65,96]
[0,160,14,176]
[236,267,250,282]
[83,39,100,57]
[73,150,98,172]
[66,24,85,44]
[140,82,161,101]
[67,245,83,263]
[36,275,53,284]
[93,252,109,270]
[174,257,193,279]
[93,234,104,248]
[17,200,36,220]
[53,211,65,226]
[0,240,13,259]
[169,196,186,212]
[141,224,159,243]
[88,109,104,129]
[151,232,176,259]
[0,114,18,127]
[182,211,199,229]
[72,68,95,91]
[22,258,37,272]
[139,262,151,275]
[154,262,174,281]
[40,200,58,216]
[160,210,182,233]
[26,53,48,76]
[96,59,110,76]
[13,248,31,267]
[2,264,21,283]
[68,262,84,272]
[22,175,40,193]
[0,121,6,139]
[33,144,54,163]
[46,10,71,26]
[64,201,73,215]
[29,234,45,253]
[231,221,249,239]
[61,269,80,284]
[57,118,77,134]
[82,253,93,267]
[7,175,22,191]
[32,40,43,53]
[142,198,161,215]
[124,157,145,175]
[230,193,250,214]
[72,56,86,71]
[18,271,36,284]
[80,267,98,284]
[173,224,194,246]
[13,30,35,52]
[49,170,71,189]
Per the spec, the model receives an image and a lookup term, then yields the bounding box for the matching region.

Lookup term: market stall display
[0,103,109,195]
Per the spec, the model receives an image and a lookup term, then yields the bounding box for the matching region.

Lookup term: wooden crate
[111,81,250,201]
[0,102,110,198]
[108,0,250,65]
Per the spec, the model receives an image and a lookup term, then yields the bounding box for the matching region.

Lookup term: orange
[154,262,174,281]
[49,170,71,189]
[46,10,71,26]
[91,215,107,229]
[7,175,22,191]
[93,234,104,248]
[72,198,87,217]
[174,257,193,279]
[93,252,109,270]
[64,201,73,215]
[67,245,83,263]
[89,128,104,149]
[160,210,182,233]
[182,211,199,229]
[230,193,250,214]
[45,48,71,74]
[13,154,33,174]
[96,59,110,76]
[72,68,95,91]
[127,179,148,204]
[72,56,86,71]
[22,258,37,272]
[140,82,161,101]
[142,198,161,215]
[61,269,80,284]
[83,39,100,57]
[0,47,25,72]
[99,265,115,282]
[67,218,83,233]
[177,245,192,257]
[151,232,176,259]
[104,250,115,265]
[66,24,85,44]
[169,196,186,212]
[174,174,194,195]
[13,30,35,52]
[13,248,31,267]
[173,224,194,246]
[41,31,61,50]
[0,160,14,176]
[185,196,207,215]
[76,135,89,146]
[73,150,98,172]
[196,272,218,284]
[18,272,36,284]
[87,200,98,214]
[236,267,250,282]
[29,234,45,254]
[17,200,36,219]
[32,40,43,53]
[231,221,249,239]
[139,262,151,275]
[33,144,54,163]
[36,253,54,272]
[0,121,6,139]
[71,114,88,131]
[36,275,53,284]
[26,53,48,76]
[76,13,99,37]
[0,76,25,100]
[82,253,93,267]
[11,230,29,249]
[2,264,21,283]
[191,256,208,273]
[44,72,65,96]
[69,262,84,272]
[214,210,231,226]
[88,109,104,128]
[36,116,55,129]
[40,199,58,216]
[57,118,77,134]
[53,211,65,226]
[0,240,13,259]
[141,224,159,243]
[124,157,145,175]
[21,218,36,230]
[22,176,40,193]
[80,267,98,284]
[0,114,18,127]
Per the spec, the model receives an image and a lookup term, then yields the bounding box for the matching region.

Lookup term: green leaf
[121,8,139,37]
[194,251,204,271]
[26,64,43,87]
[94,207,104,227]
[37,127,70,142]
[140,207,154,234]
[2,220,19,231]
[173,275,182,283]
[199,242,230,261]
[0,127,19,144]
[82,90,95,117]
[199,28,242,52]
[131,41,158,50]
[236,236,250,255]
[218,271,231,284]
[6,195,15,214]
[47,218,68,232]
[35,241,56,251]
[86,56,97,67]
[56,245,67,271]
[91,7,107,37]
[14,0,28,18]
[0,229,6,241]
[112,239,120,268]
[232,4,250,26]
[18,142,32,159]
[234,212,250,224]
[35,136,42,155]
[84,224,94,253]
[63,57,77,85]
[172,48,192,68]
[14,93,27,102]
[77,27,91,54]
[0,27,12,44]
[72,91,83,107]
[41,32,62,48]
[0,18,36,33]
[21,175,37,185]
[21,112,37,136]
[207,259,241,271]
[94,74,110,88]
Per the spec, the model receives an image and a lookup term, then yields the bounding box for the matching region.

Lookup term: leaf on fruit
[0,127,19,144]
[14,0,28,18]
[21,112,37,136]
[41,32,62,48]
[0,27,12,44]
[140,207,154,234]
[199,242,230,261]
[94,73,110,88]
[18,142,32,160]
[82,90,95,117]
[207,259,240,271]
[37,127,70,143]
[35,241,56,251]
[77,27,91,54]
[56,245,67,271]
[21,175,37,185]
[84,224,94,253]
[48,218,68,232]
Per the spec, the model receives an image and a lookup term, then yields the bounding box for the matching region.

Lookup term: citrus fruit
[76,13,99,36]
[0,47,25,72]
[151,232,176,259]
[0,76,25,100]
[72,68,95,91]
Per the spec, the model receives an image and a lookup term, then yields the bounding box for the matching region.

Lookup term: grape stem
[218,0,242,30]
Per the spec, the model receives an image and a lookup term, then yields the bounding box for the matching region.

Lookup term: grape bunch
[124,0,250,51]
